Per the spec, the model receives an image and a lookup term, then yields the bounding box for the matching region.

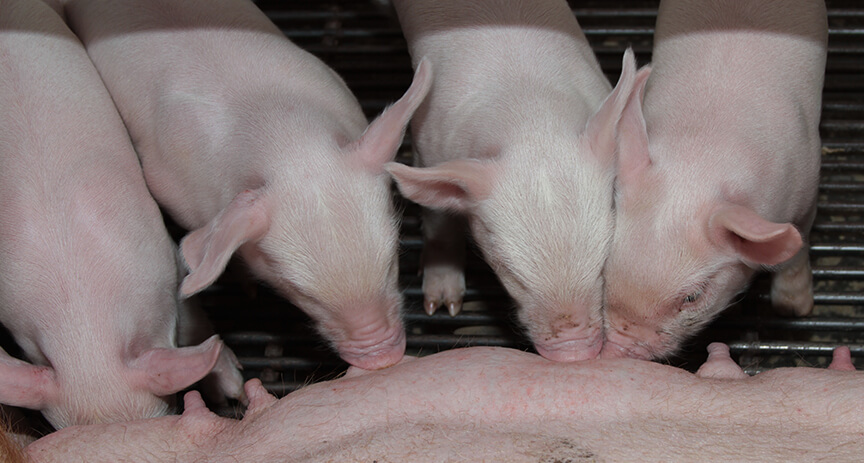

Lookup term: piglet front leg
[177,298,247,405]
[770,247,815,317]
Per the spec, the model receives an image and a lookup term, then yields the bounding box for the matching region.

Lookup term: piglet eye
[683,291,702,304]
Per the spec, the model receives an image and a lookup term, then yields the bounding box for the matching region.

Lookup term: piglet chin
[598,340,654,361]
[337,328,407,370]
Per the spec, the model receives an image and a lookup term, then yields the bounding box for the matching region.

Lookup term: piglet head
[387,51,641,362]
[601,66,804,360]
[0,336,224,429]
[178,60,432,370]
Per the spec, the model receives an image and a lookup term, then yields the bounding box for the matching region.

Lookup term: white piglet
[0,0,236,428]
[64,0,430,370]
[387,0,637,361]
[602,0,827,359]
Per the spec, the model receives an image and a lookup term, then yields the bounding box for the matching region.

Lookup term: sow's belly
[24,346,864,463]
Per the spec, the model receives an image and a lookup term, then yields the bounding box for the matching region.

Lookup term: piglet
[386,0,637,361]
[0,0,235,428]
[602,0,827,359]
[64,0,430,370]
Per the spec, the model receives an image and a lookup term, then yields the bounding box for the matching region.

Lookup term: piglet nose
[534,338,603,362]
[337,326,407,370]
[529,311,604,362]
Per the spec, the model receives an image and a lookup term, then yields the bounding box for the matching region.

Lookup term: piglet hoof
[424,297,464,317]
[828,346,856,372]
[422,267,465,316]
[695,343,748,380]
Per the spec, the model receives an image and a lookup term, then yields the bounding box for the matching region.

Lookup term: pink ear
[709,204,803,266]
[129,335,223,397]
[616,61,652,186]
[385,159,495,212]
[179,189,270,297]
[0,347,59,410]
[347,58,432,172]
[584,48,638,160]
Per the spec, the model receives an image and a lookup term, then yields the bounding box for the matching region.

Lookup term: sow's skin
[64,0,431,370]
[0,0,240,429]
[23,345,864,462]
[386,0,638,361]
[601,0,827,360]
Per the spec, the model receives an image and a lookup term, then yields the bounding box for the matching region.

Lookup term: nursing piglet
[602,0,826,359]
[387,0,637,361]
[0,0,235,428]
[64,0,430,370]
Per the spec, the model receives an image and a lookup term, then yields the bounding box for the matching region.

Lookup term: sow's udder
[24,346,864,463]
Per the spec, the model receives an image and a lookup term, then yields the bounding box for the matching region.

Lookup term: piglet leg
[420,210,467,316]
[770,246,814,317]
[177,299,247,405]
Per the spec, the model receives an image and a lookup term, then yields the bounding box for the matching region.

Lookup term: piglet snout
[335,322,407,370]
[534,332,603,362]
[524,306,605,362]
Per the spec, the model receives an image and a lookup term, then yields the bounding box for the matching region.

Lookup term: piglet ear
[584,48,638,161]
[0,347,59,410]
[179,189,270,297]
[709,203,803,266]
[347,58,432,173]
[385,159,496,212]
[129,335,223,397]
[616,59,652,186]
